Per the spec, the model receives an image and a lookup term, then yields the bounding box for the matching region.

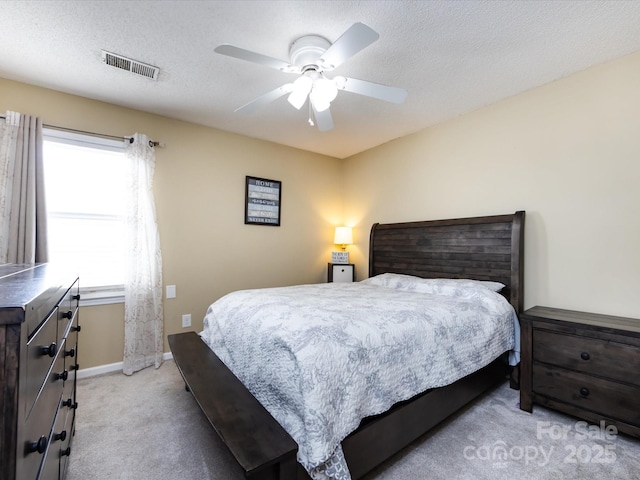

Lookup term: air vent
[101,50,159,80]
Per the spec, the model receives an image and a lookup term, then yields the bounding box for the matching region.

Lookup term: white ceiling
[2,1,640,159]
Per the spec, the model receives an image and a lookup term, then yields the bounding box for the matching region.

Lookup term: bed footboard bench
[169,332,509,480]
[168,332,298,480]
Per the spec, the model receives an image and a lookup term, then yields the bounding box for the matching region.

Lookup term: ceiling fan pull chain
[308,102,315,127]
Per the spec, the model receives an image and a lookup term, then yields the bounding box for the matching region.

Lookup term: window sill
[79,286,124,307]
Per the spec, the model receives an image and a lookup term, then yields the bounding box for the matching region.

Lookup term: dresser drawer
[38,406,66,480]
[63,364,76,406]
[533,329,640,385]
[65,315,78,362]
[69,279,80,309]
[25,309,58,414]
[21,351,64,480]
[533,363,640,426]
[57,301,76,346]
[58,402,75,479]
[57,282,79,343]
[26,283,69,338]
[46,400,72,480]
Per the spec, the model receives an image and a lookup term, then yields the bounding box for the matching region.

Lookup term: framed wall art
[245,176,282,226]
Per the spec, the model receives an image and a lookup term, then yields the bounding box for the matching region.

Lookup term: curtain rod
[0,114,163,148]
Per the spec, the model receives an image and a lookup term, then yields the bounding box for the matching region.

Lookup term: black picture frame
[245,176,282,226]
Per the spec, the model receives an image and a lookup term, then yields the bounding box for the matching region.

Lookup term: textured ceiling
[1,1,640,159]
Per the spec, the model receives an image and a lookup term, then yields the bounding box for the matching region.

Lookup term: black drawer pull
[26,436,47,455]
[62,398,78,409]
[70,364,79,371]
[580,352,590,361]
[71,325,82,333]
[61,310,73,320]
[61,447,71,457]
[41,342,57,358]
[64,348,75,358]
[72,294,81,301]
[54,370,68,382]
[580,387,590,397]
[52,430,67,442]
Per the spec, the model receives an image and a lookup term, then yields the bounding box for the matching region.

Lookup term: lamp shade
[334,226,353,246]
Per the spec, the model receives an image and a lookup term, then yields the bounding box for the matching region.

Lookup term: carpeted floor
[66,361,640,480]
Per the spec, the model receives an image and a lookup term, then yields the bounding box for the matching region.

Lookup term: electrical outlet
[181,314,191,328]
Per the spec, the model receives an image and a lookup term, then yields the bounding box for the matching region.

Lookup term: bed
[169,210,525,480]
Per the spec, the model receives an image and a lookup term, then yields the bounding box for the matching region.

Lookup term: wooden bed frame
[169,211,525,480]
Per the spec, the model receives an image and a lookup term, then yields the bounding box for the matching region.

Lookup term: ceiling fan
[214,23,407,131]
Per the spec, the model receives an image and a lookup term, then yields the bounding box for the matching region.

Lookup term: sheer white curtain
[123,133,164,375]
[0,111,48,263]
[0,112,20,261]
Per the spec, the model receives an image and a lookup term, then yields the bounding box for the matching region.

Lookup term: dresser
[520,306,640,438]
[0,264,80,480]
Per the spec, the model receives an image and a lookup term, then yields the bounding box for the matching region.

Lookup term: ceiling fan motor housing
[289,35,330,69]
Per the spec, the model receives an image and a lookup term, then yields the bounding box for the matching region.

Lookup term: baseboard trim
[77,352,174,379]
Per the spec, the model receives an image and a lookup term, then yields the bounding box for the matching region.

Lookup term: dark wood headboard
[369,211,525,313]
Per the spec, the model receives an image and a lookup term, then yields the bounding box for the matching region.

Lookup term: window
[43,129,127,304]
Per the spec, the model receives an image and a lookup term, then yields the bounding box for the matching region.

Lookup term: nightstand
[520,306,640,438]
[328,263,355,283]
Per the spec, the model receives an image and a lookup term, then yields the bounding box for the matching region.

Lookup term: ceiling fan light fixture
[309,90,331,112]
[313,77,338,103]
[309,76,338,112]
[288,75,313,110]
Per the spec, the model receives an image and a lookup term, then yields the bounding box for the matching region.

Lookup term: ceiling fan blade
[318,23,379,71]
[312,104,334,131]
[335,76,407,104]
[235,84,294,115]
[215,44,300,73]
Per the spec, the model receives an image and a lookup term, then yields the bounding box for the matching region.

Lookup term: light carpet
[66,361,640,480]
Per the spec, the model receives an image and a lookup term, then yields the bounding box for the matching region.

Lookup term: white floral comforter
[200,274,520,480]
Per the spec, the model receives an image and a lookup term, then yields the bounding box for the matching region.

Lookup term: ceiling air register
[101,50,159,80]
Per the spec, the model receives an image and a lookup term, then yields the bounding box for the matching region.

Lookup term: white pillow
[477,280,507,292]
[361,273,505,293]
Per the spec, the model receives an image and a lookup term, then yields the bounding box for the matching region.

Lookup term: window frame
[43,128,127,306]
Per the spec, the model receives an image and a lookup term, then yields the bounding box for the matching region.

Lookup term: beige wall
[344,50,640,318]
[79,303,125,367]
[0,77,343,369]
